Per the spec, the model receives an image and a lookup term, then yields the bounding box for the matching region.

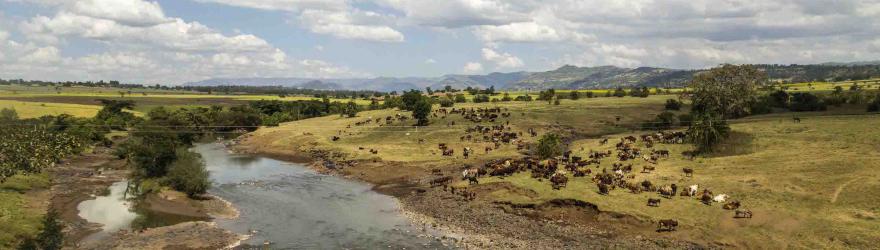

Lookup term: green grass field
[0,100,104,118]
[0,174,50,249]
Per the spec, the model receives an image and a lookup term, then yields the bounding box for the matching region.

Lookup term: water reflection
[77,181,138,239]
[192,143,453,249]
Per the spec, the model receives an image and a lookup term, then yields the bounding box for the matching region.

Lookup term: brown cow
[734,209,753,218]
[683,168,694,177]
[647,198,661,207]
[658,219,678,232]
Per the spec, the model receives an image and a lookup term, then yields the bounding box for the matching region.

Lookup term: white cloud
[424,58,436,64]
[197,0,405,42]
[378,0,530,27]
[195,0,348,12]
[481,48,522,68]
[70,0,171,26]
[462,62,483,74]
[1,0,367,83]
[23,13,273,52]
[298,9,404,42]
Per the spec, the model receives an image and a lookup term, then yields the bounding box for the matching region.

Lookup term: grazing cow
[713,194,730,203]
[550,172,569,190]
[683,184,699,197]
[430,176,452,187]
[659,185,675,198]
[597,183,610,195]
[701,191,714,205]
[647,198,661,207]
[793,116,801,123]
[641,180,655,192]
[642,166,655,173]
[599,138,609,145]
[331,136,340,141]
[723,200,741,210]
[658,219,678,232]
[442,149,454,156]
[431,169,442,175]
[683,168,694,177]
[734,210,753,218]
[462,169,479,185]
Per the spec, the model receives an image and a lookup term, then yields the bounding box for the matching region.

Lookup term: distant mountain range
[184,62,880,91]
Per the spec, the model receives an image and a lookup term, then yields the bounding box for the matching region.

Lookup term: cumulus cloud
[481,48,523,68]
[197,0,405,42]
[1,0,366,83]
[378,0,530,27]
[462,62,483,74]
[298,9,404,42]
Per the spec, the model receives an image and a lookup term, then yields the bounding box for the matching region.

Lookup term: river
[77,142,451,249]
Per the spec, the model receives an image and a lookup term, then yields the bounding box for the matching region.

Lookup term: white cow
[687,185,699,196]
[713,194,730,203]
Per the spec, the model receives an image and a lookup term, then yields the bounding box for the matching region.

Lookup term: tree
[0,108,18,121]
[536,133,563,159]
[538,89,556,101]
[665,99,681,110]
[35,209,63,250]
[343,101,359,117]
[412,98,432,126]
[569,91,580,100]
[501,93,513,102]
[454,94,467,103]
[400,90,423,111]
[868,93,880,112]
[439,98,454,107]
[613,87,627,97]
[689,64,766,119]
[165,149,210,197]
[687,112,730,153]
[553,98,561,105]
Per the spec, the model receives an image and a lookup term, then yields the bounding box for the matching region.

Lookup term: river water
[78,142,451,249]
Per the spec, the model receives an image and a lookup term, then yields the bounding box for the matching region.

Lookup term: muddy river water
[77,142,451,249]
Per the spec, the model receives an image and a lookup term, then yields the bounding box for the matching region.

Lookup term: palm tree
[687,112,730,153]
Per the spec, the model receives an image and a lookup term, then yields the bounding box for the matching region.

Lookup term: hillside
[184,63,880,91]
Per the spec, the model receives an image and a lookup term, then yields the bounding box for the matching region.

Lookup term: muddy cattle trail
[831,177,861,203]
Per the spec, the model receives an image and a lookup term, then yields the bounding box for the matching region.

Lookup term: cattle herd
[331,106,752,233]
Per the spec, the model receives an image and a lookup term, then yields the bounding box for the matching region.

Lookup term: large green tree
[689,64,766,119]
[412,98,432,126]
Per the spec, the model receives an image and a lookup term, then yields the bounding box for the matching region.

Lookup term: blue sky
[1,0,879,84]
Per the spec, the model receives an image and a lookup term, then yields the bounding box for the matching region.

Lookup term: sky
[1,0,879,85]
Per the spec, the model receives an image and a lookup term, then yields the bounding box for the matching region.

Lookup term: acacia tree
[536,133,563,159]
[689,64,766,119]
[412,98,431,126]
[687,64,763,152]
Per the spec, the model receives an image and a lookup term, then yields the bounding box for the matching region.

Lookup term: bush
[473,95,490,103]
[536,133,563,159]
[642,111,678,130]
[165,149,210,197]
[687,112,730,153]
[868,94,880,112]
[454,94,467,103]
[749,95,774,115]
[515,95,533,101]
[0,108,18,121]
[501,93,513,102]
[789,92,827,112]
[613,88,627,97]
[664,99,681,111]
[678,113,693,127]
[439,98,454,107]
[569,91,580,100]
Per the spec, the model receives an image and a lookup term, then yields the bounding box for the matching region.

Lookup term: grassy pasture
[0,173,50,249]
[246,95,676,163]
[244,93,879,249]
[0,100,103,118]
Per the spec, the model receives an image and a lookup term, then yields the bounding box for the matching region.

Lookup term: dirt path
[831,177,861,203]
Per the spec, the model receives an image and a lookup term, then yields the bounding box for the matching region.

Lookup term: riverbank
[47,142,244,249]
[233,130,699,249]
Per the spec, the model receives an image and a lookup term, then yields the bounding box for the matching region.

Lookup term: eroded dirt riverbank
[48,143,242,249]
